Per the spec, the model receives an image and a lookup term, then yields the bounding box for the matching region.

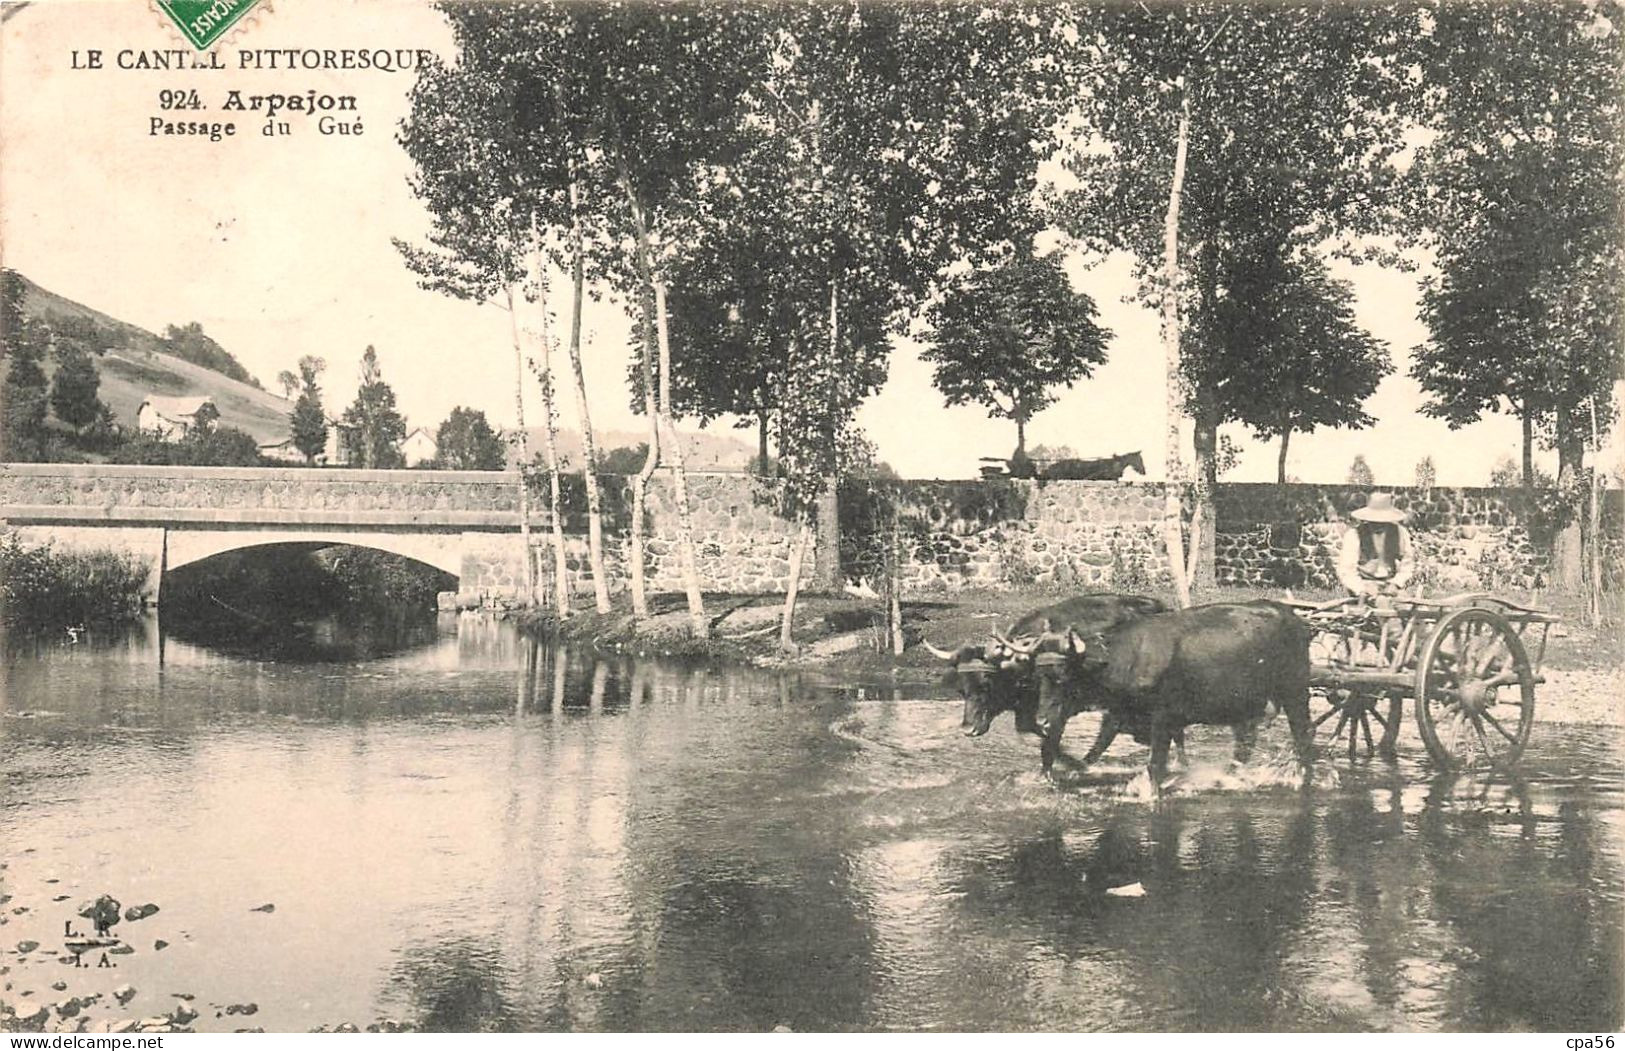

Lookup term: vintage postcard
[1,0,1620,1036]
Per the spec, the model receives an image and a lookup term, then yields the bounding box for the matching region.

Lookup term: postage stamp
[153,0,264,50]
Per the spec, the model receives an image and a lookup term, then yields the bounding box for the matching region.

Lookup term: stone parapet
[0,462,524,526]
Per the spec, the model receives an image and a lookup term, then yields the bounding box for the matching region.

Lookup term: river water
[3,614,1621,1032]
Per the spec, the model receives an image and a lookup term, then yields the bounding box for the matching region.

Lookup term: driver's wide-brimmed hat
[1352,491,1407,523]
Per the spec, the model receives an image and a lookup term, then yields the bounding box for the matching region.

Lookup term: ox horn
[921,639,957,661]
[1003,633,1040,656]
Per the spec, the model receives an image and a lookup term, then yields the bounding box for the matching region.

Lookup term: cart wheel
[1414,606,1535,770]
[1310,688,1402,761]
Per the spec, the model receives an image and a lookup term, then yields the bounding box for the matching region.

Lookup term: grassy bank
[517,582,1623,725]
[0,535,148,633]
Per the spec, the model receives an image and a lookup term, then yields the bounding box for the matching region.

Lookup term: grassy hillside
[92,348,293,444]
[7,274,293,444]
[15,272,166,355]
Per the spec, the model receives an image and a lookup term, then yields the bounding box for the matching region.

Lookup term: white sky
[3,0,1618,484]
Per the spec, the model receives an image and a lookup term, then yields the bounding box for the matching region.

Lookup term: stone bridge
[0,463,546,605]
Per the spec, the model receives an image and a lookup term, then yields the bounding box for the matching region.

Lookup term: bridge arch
[164,527,466,579]
[2,463,540,606]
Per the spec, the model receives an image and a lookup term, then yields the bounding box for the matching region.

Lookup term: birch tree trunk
[780,524,812,652]
[888,503,904,656]
[654,281,710,637]
[504,285,537,607]
[1521,406,1534,488]
[1160,87,1194,609]
[565,172,612,614]
[1189,405,1218,590]
[629,291,660,622]
[614,151,662,622]
[530,263,572,617]
[1555,403,1585,591]
[1587,397,1604,626]
[781,285,841,647]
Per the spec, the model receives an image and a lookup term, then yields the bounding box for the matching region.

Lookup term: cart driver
[1337,491,1416,598]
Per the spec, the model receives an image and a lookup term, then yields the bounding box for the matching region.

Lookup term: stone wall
[840,479,1169,591]
[1213,484,1558,590]
[547,471,827,596]
[839,479,1611,594]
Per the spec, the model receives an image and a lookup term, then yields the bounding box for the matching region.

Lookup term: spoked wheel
[1414,606,1536,770]
[1311,688,1402,761]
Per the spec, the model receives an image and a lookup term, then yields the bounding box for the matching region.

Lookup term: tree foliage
[1,269,49,461]
[160,321,260,388]
[109,425,263,467]
[1053,2,1423,583]
[1410,1,1624,482]
[922,247,1109,458]
[290,357,328,464]
[1213,249,1391,480]
[1057,4,1422,279]
[340,346,406,469]
[46,309,111,436]
[1347,454,1375,486]
[434,405,506,470]
[652,2,1074,475]
[1415,455,1437,489]
[596,443,648,476]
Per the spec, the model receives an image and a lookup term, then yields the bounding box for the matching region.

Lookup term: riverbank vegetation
[0,535,148,633]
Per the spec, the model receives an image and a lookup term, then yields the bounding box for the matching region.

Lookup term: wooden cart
[1286,593,1560,769]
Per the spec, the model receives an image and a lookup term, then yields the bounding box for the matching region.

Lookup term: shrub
[109,426,265,467]
[1109,534,1157,594]
[596,444,649,475]
[0,535,148,631]
[319,548,450,611]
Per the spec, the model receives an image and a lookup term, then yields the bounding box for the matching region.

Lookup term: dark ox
[925,593,1167,745]
[1029,600,1315,788]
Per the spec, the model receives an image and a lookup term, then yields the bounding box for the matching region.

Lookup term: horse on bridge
[1042,451,1146,480]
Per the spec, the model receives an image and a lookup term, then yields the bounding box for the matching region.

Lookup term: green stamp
[156,0,261,51]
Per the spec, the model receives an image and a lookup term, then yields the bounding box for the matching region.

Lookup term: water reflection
[1,620,1620,1032]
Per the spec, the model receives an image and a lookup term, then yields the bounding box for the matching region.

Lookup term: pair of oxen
[924,593,1317,787]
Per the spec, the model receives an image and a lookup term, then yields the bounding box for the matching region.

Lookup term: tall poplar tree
[290,356,328,464]
[1054,3,1423,598]
[340,346,407,469]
